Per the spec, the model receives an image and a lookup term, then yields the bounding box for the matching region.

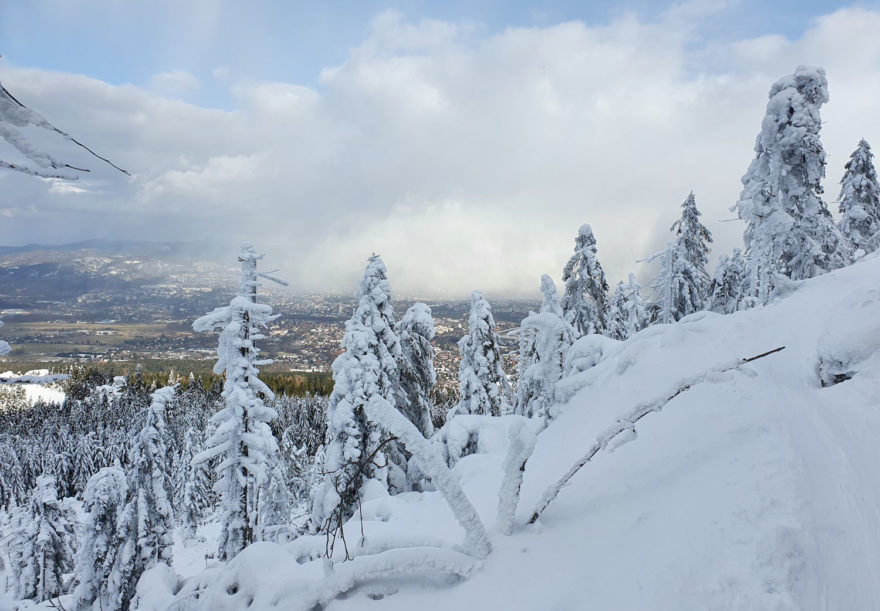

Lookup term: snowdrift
[161,251,880,609]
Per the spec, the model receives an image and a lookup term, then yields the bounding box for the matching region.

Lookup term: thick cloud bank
[1,6,879,296]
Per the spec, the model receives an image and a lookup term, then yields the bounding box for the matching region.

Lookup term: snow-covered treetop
[838,138,880,252]
[540,274,563,318]
[467,290,494,336]
[399,301,434,340]
[357,253,395,322]
[735,65,848,282]
[671,192,713,270]
[740,66,828,225]
[561,222,610,336]
[193,242,279,381]
[767,65,829,106]
[147,386,176,416]
[237,242,263,296]
[34,473,59,505]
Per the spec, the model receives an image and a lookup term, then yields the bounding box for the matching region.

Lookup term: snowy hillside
[118,250,880,610]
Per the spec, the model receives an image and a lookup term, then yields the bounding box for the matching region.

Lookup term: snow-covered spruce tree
[617,274,647,336]
[515,275,574,422]
[561,224,610,336]
[176,427,212,543]
[0,437,25,509]
[735,66,850,303]
[311,255,404,536]
[454,291,511,417]
[104,385,176,610]
[838,139,880,255]
[607,282,628,341]
[669,192,713,316]
[258,457,293,542]
[396,302,437,439]
[516,276,560,390]
[279,429,311,504]
[8,474,75,603]
[72,466,127,611]
[192,243,282,560]
[708,249,749,314]
[646,243,676,325]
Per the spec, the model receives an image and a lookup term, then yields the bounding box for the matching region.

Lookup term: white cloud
[1,6,880,297]
[149,69,202,98]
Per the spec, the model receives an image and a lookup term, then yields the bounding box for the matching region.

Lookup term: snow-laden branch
[165,547,480,611]
[497,419,537,535]
[0,79,130,177]
[528,346,785,524]
[363,395,492,559]
[302,547,480,610]
[0,159,75,179]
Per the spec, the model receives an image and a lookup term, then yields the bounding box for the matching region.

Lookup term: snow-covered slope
[167,252,880,610]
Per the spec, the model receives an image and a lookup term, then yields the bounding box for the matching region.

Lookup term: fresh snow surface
[17,251,880,610]
[0,369,66,404]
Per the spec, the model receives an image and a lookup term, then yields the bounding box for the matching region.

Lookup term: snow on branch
[0,78,130,178]
[167,547,481,611]
[0,159,75,179]
[528,346,785,525]
[363,395,492,558]
[497,418,537,535]
[304,547,480,610]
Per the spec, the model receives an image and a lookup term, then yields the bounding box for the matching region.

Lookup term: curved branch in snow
[497,418,537,535]
[363,396,492,559]
[528,347,785,524]
[303,547,480,611]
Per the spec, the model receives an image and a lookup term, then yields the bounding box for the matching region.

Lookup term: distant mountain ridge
[0,238,226,259]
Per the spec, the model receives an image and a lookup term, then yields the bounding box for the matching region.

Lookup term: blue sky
[1,1,879,295]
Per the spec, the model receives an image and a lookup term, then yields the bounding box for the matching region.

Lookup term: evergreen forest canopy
[0,65,879,610]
